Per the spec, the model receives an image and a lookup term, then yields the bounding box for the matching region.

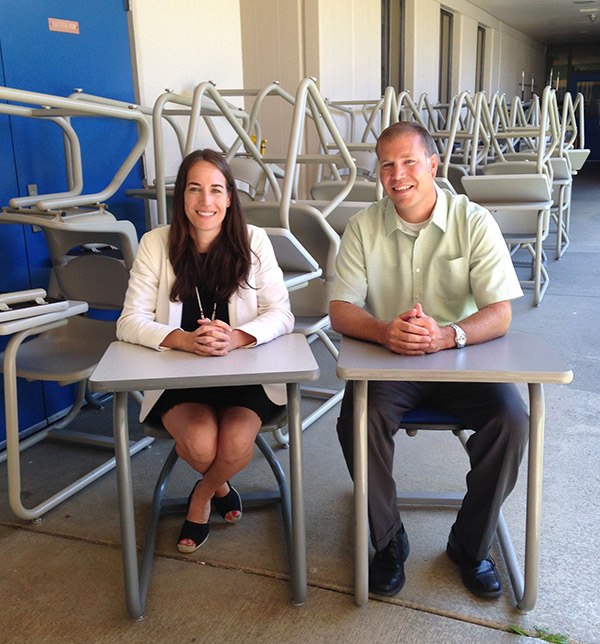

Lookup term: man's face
[378,132,438,221]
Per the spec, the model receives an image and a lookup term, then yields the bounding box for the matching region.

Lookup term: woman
[117,149,294,553]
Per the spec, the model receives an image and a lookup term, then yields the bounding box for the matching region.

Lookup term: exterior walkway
[0,163,598,644]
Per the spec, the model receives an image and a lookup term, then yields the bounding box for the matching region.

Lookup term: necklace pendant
[195,286,217,321]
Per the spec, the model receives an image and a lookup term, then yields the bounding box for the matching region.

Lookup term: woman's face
[183,160,231,251]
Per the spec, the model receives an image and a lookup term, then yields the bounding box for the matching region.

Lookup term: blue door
[0,45,47,442]
[569,71,600,161]
[0,0,145,443]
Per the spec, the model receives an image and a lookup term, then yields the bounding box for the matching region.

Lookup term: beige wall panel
[496,28,546,100]
[404,0,545,104]
[313,0,380,144]
[240,0,304,158]
[443,0,545,96]
[405,0,439,99]
[454,14,478,95]
[130,0,244,183]
[316,0,380,101]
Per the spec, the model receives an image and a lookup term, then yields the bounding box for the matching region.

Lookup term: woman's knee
[176,431,218,467]
[162,403,219,466]
[215,434,256,469]
[217,409,260,463]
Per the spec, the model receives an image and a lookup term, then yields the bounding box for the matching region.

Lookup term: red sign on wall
[48,18,79,34]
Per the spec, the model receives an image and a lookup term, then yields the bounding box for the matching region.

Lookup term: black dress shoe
[446,528,502,599]
[369,525,410,596]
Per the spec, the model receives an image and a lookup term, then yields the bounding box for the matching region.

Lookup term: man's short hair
[376,121,438,159]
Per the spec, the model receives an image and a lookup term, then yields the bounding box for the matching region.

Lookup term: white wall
[314,0,381,142]
[442,0,545,97]
[240,0,381,193]
[239,0,305,158]
[240,0,380,151]
[404,0,546,100]
[128,0,547,195]
[129,0,245,182]
[315,0,380,102]
[454,13,478,95]
[495,25,546,100]
[404,0,440,99]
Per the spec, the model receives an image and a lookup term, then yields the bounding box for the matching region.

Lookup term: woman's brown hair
[168,149,252,302]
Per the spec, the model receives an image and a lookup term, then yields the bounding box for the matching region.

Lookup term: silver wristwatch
[449,323,466,349]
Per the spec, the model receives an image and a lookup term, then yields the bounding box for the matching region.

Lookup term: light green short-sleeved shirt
[331,185,523,325]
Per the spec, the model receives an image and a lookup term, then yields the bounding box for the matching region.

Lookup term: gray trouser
[336,380,529,560]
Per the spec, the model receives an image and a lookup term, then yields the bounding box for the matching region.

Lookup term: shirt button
[415,267,421,273]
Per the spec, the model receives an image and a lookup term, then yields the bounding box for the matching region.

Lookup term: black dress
[149,284,282,423]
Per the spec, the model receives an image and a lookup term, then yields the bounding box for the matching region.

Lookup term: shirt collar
[383,183,448,236]
[431,184,448,232]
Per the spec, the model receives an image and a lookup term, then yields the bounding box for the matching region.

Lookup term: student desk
[89,332,319,619]
[1,298,88,519]
[335,331,573,612]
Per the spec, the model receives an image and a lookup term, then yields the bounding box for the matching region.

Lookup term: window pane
[476,26,485,92]
[439,10,453,103]
[381,0,404,93]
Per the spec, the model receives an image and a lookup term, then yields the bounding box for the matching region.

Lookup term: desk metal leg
[4,322,126,520]
[287,382,307,605]
[2,325,152,522]
[353,380,369,606]
[517,382,545,613]
[113,391,144,620]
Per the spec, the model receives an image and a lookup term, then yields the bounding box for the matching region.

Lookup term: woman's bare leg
[162,403,219,525]
[162,404,261,548]
[194,406,262,512]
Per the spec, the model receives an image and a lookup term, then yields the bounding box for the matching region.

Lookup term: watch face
[452,324,466,348]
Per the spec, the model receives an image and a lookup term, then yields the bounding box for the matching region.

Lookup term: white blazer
[116,224,295,421]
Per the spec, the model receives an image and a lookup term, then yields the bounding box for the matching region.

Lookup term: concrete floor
[0,163,598,643]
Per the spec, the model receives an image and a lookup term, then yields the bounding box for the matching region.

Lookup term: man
[330,121,528,599]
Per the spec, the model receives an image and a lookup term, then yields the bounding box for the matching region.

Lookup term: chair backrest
[461,174,552,204]
[444,164,469,195]
[229,157,268,202]
[548,156,572,182]
[301,199,367,236]
[566,148,589,172]
[4,212,138,310]
[244,201,340,316]
[310,179,377,203]
[264,227,320,274]
[331,149,377,180]
[434,177,456,193]
[483,160,541,176]
[461,174,552,237]
[503,146,589,174]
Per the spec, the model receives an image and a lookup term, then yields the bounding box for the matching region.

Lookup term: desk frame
[336,331,572,612]
[0,300,153,521]
[89,333,319,619]
[484,200,552,307]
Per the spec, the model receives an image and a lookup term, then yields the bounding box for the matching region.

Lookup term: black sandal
[177,480,210,553]
[177,519,210,553]
[212,482,242,524]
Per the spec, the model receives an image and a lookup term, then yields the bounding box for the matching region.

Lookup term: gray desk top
[0,300,88,336]
[89,332,320,392]
[336,331,573,385]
